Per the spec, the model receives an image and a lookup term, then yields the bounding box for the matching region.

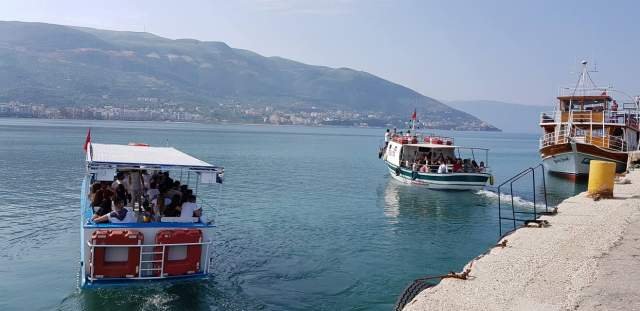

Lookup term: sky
[1,0,639,106]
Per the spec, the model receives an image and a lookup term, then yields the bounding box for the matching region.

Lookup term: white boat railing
[558,87,610,97]
[539,130,626,152]
[86,240,212,282]
[539,110,640,129]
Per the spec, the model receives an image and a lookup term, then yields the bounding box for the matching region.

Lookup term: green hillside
[0,21,498,130]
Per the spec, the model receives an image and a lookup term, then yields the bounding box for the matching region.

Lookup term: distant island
[0,21,499,131]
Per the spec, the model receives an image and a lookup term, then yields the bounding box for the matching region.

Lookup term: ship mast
[572,60,599,97]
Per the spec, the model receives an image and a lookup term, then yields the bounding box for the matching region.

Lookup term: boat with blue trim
[381,133,492,190]
[80,139,224,288]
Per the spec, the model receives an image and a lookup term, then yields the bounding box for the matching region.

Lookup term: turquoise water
[0,119,584,310]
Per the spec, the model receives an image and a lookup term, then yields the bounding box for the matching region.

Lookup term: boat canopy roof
[87,143,222,172]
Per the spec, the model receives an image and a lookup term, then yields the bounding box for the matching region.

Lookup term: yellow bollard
[588,160,616,199]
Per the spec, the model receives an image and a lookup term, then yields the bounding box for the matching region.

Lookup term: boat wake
[476,190,546,209]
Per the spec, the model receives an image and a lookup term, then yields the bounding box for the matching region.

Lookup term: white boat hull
[386,162,490,191]
[541,144,627,177]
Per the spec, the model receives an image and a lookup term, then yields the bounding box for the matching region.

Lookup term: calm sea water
[0,119,584,311]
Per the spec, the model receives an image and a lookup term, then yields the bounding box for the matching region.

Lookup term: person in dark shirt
[115,184,129,206]
[163,194,182,217]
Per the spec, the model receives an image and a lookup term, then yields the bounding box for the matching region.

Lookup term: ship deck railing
[390,133,455,145]
[86,240,213,282]
[540,110,640,129]
[539,130,627,152]
[558,87,611,97]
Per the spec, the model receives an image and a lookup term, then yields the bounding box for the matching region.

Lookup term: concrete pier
[404,171,640,311]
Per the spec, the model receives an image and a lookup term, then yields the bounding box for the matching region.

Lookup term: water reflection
[380,178,496,225]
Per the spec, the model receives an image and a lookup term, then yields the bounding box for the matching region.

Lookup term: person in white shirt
[93,198,136,223]
[384,129,390,145]
[146,182,160,201]
[437,161,448,174]
[141,170,152,190]
[179,194,202,219]
[128,170,144,208]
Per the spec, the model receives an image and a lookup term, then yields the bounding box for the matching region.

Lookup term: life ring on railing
[411,171,418,180]
[90,230,143,279]
[155,229,203,276]
[395,167,401,176]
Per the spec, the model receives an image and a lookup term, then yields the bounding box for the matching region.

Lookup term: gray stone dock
[404,170,640,311]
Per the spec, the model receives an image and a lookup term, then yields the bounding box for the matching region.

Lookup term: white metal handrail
[539,132,626,152]
[540,110,640,128]
[558,87,609,97]
[87,240,212,282]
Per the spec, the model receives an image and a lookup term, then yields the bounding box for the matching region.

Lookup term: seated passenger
[181,189,193,205]
[93,198,136,223]
[437,161,448,174]
[162,194,182,217]
[471,160,480,172]
[111,172,127,191]
[452,159,462,173]
[463,159,472,172]
[419,164,428,173]
[167,181,182,199]
[146,182,160,201]
[152,186,172,216]
[115,184,129,206]
[179,194,202,218]
[89,182,101,202]
[92,197,113,220]
[411,161,418,171]
[479,161,486,172]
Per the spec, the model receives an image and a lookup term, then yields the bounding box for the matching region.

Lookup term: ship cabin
[540,88,640,153]
[80,143,224,287]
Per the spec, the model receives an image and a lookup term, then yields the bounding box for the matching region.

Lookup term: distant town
[0,101,495,131]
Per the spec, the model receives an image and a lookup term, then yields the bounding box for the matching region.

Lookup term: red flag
[411,109,417,120]
[83,129,91,152]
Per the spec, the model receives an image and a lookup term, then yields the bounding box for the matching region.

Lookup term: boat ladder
[139,245,165,277]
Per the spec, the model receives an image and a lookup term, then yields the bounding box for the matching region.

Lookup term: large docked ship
[539,61,640,177]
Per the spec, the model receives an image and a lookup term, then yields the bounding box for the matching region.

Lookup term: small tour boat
[539,61,640,177]
[80,138,224,288]
[381,131,492,190]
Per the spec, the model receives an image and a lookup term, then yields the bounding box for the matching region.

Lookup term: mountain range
[446,100,549,133]
[0,21,498,131]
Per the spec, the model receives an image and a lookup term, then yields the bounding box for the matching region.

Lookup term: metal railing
[539,131,626,152]
[87,240,212,281]
[391,133,454,145]
[539,129,570,148]
[558,87,610,97]
[540,110,639,129]
[498,164,549,236]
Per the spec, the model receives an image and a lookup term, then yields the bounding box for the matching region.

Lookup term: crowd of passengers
[89,171,202,224]
[401,153,486,174]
